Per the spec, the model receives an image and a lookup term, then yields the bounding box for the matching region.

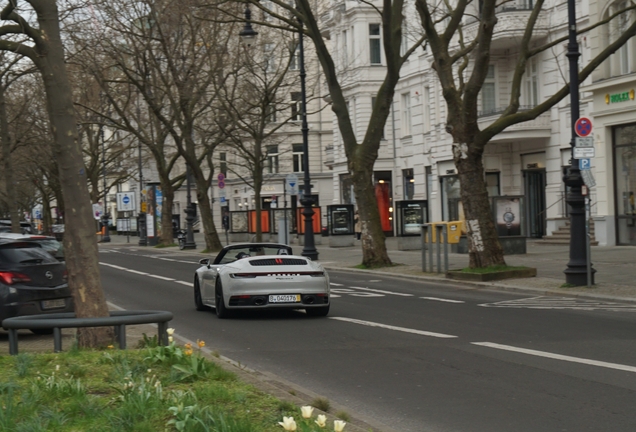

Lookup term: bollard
[421,225,428,272]
[421,223,449,274]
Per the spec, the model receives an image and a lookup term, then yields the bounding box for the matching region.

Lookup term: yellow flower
[197,339,205,348]
[333,420,346,432]
[184,348,193,356]
[166,328,175,336]
[301,406,314,419]
[278,416,297,431]
[185,343,192,350]
[315,414,327,428]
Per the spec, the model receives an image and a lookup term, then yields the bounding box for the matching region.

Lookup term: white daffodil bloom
[315,414,327,428]
[278,416,297,431]
[301,406,314,419]
[168,336,174,343]
[334,420,346,431]
[166,328,175,336]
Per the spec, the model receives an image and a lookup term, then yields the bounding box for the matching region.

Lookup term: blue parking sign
[579,158,591,170]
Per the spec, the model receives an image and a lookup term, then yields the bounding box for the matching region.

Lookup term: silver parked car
[194,243,330,318]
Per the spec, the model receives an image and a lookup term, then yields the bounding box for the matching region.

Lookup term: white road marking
[473,342,636,373]
[331,288,383,297]
[331,317,457,339]
[330,294,342,298]
[175,280,192,286]
[479,296,636,312]
[100,263,127,271]
[330,282,344,286]
[368,280,381,282]
[349,286,413,296]
[148,274,175,281]
[126,269,148,275]
[421,297,465,304]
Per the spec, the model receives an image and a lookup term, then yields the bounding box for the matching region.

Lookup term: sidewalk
[106,232,636,302]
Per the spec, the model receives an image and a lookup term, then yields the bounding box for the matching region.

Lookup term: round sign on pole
[218,180,225,189]
[217,173,225,182]
[575,117,593,137]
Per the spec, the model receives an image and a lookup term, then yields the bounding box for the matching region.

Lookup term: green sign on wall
[605,89,635,104]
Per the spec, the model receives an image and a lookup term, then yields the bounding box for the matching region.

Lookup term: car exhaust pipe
[304,295,315,304]
[254,297,265,306]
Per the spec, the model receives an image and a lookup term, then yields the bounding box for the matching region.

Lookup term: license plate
[41,299,66,310]
[269,294,301,303]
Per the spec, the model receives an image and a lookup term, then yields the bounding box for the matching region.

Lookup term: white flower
[168,336,174,343]
[166,328,175,336]
[301,406,314,419]
[278,416,297,431]
[334,420,346,432]
[55,365,60,371]
[315,414,327,428]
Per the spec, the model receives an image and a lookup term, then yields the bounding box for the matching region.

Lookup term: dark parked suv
[0,233,64,261]
[0,239,74,331]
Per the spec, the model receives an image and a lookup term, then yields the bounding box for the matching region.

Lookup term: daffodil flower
[167,328,175,335]
[168,336,174,343]
[301,406,314,419]
[278,416,297,431]
[315,414,327,428]
[334,420,346,431]
[197,339,205,348]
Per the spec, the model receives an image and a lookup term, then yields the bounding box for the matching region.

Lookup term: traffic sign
[579,158,592,170]
[117,192,136,211]
[92,203,103,220]
[575,137,594,148]
[217,173,225,182]
[574,147,595,159]
[575,117,593,137]
[218,180,225,189]
[581,169,596,188]
[286,173,299,195]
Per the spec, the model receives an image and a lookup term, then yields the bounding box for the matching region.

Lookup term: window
[369,24,381,64]
[401,92,411,136]
[486,172,500,196]
[265,104,276,123]
[403,169,414,200]
[293,144,305,172]
[291,92,301,121]
[220,152,227,177]
[524,58,539,107]
[342,30,348,66]
[289,42,299,70]
[400,20,408,56]
[266,145,279,174]
[264,43,275,72]
[481,64,496,115]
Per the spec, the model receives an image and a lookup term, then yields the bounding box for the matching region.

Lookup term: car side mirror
[199,258,210,267]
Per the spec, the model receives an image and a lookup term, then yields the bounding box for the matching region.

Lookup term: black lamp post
[563,0,594,285]
[100,126,111,243]
[183,164,197,249]
[238,3,317,259]
[138,139,147,246]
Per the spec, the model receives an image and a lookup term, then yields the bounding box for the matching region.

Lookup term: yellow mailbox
[446,221,463,244]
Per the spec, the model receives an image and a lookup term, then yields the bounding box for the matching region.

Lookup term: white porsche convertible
[194,243,330,318]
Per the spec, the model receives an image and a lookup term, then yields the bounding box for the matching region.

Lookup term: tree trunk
[159,179,175,246]
[453,142,506,268]
[254,166,263,243]
[35,1,112,347]
[352,165,391,267]
[195,178,222,252]
[0,86,19,233]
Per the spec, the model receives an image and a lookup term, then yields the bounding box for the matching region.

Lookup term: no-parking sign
[575,117,593,137]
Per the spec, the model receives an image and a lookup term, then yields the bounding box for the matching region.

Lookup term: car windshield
[215,245,291,264]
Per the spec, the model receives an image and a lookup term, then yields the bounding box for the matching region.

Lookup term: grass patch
[0,340,343,431]
[458,265,530,274]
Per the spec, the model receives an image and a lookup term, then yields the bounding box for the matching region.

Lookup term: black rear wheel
[306,305,330,317]
[215,281,231,319]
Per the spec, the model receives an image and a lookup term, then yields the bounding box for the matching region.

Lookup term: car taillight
[230,273,257,279]
[0,271,32,285]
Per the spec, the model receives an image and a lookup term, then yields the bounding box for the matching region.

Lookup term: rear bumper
[0,297,74,324]
[228,293,329,308]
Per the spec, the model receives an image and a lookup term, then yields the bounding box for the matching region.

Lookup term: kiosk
[327,204,354,247]
[395,200,428,250]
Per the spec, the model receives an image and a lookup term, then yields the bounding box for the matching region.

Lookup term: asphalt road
[99,246,636,432]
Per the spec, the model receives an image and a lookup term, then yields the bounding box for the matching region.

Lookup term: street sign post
[581,169,596,188]
[579,158,591,170]
[92,203,103,220]
[575,137,594,147]
[575,117,593,137]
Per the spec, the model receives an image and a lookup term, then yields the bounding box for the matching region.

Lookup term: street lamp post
[563,0,594,285]
[238,3,317,259]
[138,140,147,246]
[184,164,197,249]
[296,14,318,260]
[100,126,111,243]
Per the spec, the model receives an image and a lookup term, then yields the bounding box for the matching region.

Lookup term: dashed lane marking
[472,342,636,374]
[421,297,465,303]
[331,317,457,338]
[348,286,413,296]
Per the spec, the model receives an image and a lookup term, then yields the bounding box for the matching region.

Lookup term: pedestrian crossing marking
[479,296,636,312]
